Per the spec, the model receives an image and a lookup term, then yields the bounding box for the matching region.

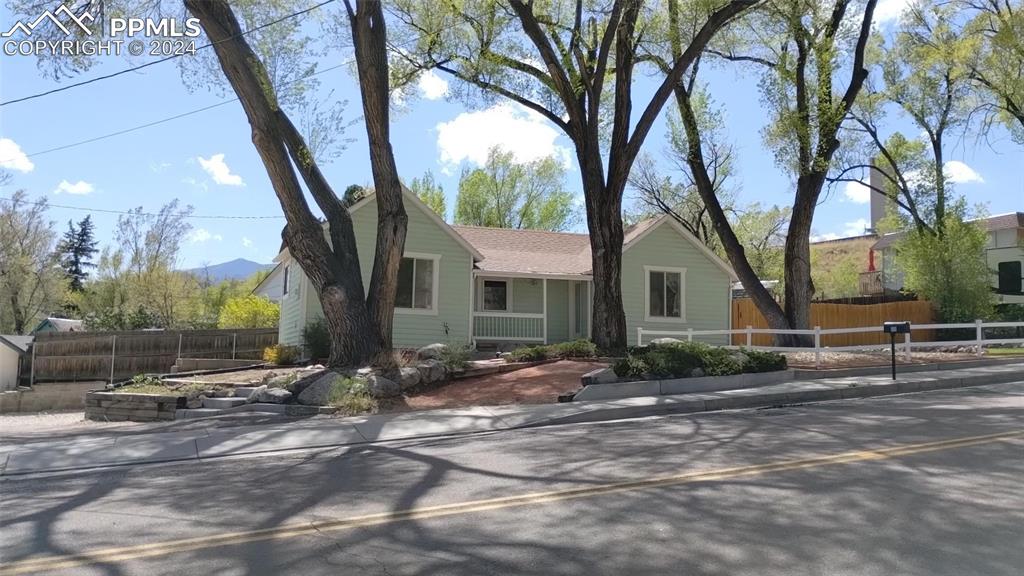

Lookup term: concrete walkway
[2,362,1021,476]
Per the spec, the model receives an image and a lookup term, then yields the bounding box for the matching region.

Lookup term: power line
[0,195,285,220]
[3,61,347,162]
[0,0,337,107]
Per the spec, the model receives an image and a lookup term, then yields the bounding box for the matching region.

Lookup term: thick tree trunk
[580,152,627,352]
[186,0,380,367]
[346,0,408,360]
[783,177,817,341]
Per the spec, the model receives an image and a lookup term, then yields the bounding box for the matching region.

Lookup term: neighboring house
[32,318,83,333]
[272,188,736,350]
[252,263,286,303]
[0,335,31,391]
[870,212,1024,304]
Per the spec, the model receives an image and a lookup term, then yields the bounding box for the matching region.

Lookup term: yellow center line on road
[2,428,1022,575]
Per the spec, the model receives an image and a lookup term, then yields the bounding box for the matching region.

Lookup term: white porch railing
[637,320,1024,369]
[473,313,546,342]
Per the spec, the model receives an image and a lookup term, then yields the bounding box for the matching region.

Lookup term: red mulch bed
[389,360,608,411]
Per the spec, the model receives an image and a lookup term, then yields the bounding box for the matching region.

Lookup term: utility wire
[0,194,285,219]
[0,0,337,107]
[1,60,347,163]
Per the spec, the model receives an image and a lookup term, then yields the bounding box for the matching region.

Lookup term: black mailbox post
[882,321,911,380]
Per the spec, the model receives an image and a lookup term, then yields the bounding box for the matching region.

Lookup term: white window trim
[395,252,441,316]
[282,264,290,297]
[482,278,511,312]
[644,265,687,323]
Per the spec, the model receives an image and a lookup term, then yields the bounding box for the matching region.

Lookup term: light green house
[274,188,736,350]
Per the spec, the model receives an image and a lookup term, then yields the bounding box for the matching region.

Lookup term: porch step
[233,386,262,400]
[202,396,247,409]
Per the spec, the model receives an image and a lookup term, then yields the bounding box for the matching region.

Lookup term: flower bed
[613,341,787,380]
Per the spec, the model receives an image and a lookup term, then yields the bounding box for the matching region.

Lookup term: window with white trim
[282,265,290,296]
[483,280,509,311]
[646,267,684,320]
[396,257,436,310]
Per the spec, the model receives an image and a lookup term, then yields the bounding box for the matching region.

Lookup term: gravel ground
[0,410,141,441]
[164,365,323,385]
[785,350,980,368]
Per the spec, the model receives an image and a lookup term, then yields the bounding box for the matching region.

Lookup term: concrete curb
[574,370,797,401]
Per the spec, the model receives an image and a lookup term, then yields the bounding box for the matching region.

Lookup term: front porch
[471,273,591,346]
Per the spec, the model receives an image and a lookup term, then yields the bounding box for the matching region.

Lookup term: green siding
[621,222,731,346]
[512,278,543,313]
[277,265,305,347]
[545,280,570,343]
[299,196,474,348]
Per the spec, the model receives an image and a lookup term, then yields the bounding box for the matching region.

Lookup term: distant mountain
[187,258,273,282]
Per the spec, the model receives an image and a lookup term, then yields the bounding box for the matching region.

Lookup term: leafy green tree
[57,215,99,292]
[733,204,790,282]
[455,147,577,231]
[964,0,1024,143]
[0,191,64,334]
[894,203,995,322]
[650,0,878,343]
[218,295,280,329]
[391,0,760,350]
[409,170,446,219]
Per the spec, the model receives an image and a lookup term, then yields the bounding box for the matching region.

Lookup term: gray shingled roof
[452,217,667,276]
[0,335,32,354]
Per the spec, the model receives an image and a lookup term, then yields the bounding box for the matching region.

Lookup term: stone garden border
[574,367,796,401]
[85,391,184,422]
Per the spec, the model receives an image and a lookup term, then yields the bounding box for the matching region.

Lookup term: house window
[645,266,685,321]
[282,265,290,296]
[997,261,1022,295]
[483,280,508,311]
[396,255,438,312]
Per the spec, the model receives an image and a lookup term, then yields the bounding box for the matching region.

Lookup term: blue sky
[0,1,1020,270]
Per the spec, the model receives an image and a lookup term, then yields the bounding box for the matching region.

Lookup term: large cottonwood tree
[391,0,759,350]
[185,0,407,366]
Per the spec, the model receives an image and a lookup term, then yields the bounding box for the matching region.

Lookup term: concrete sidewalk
[2,362,1022,476]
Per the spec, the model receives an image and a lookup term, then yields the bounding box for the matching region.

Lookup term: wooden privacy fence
[29,328,278,383]
[731,299,935,346]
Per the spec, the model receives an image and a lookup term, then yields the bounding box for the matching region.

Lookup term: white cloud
[149,161,171,173]
[188,228,223,243]
[944,160,984,184]
[53,180,94,195]
[242,237,253,248]
[875,0,913,23]
[811,232,841,242]
[843,179,872,204]
[0,138,34,173]
[418,70,449,100]
[436,103,571,170]
[197,153,244,186]
[843,218,870,236]
[182,177,209,192]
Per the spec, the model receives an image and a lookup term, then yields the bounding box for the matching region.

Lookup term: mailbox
[883,321,911,335]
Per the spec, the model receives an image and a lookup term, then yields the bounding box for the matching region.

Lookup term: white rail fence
[637,320,1024,370]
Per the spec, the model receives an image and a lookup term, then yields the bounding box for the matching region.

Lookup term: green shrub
[263,344,301,365]
[327,377,377,414]
[741,349,788,373]
[612,342,786,379]
[509,345,550,362]
[302,319,331,360]
[550,339,598,358]
[509,339,599,362]
[438,344,471,372]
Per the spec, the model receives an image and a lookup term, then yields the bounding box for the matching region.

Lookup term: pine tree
[58,215,99,292]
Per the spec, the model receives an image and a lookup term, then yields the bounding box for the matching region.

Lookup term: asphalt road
[2,381,1024,575]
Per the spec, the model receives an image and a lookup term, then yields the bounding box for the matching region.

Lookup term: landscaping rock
[258,387,293,404]
[288,369,328,396]
[650,338,684,346]
[212,388,234,398]
[396,366,421,390]
[417,343,448,360]
[186,397,203,409]
[581,367,619,385]
[730,352,750,365]
[241,385,267,404]
[264,374,296,389]
[416,359,448,383]
[297,372,343,406]
[259,371,279,385]
[367,374,400,398]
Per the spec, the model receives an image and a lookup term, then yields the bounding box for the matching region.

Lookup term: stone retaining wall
[85,391,184,422]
